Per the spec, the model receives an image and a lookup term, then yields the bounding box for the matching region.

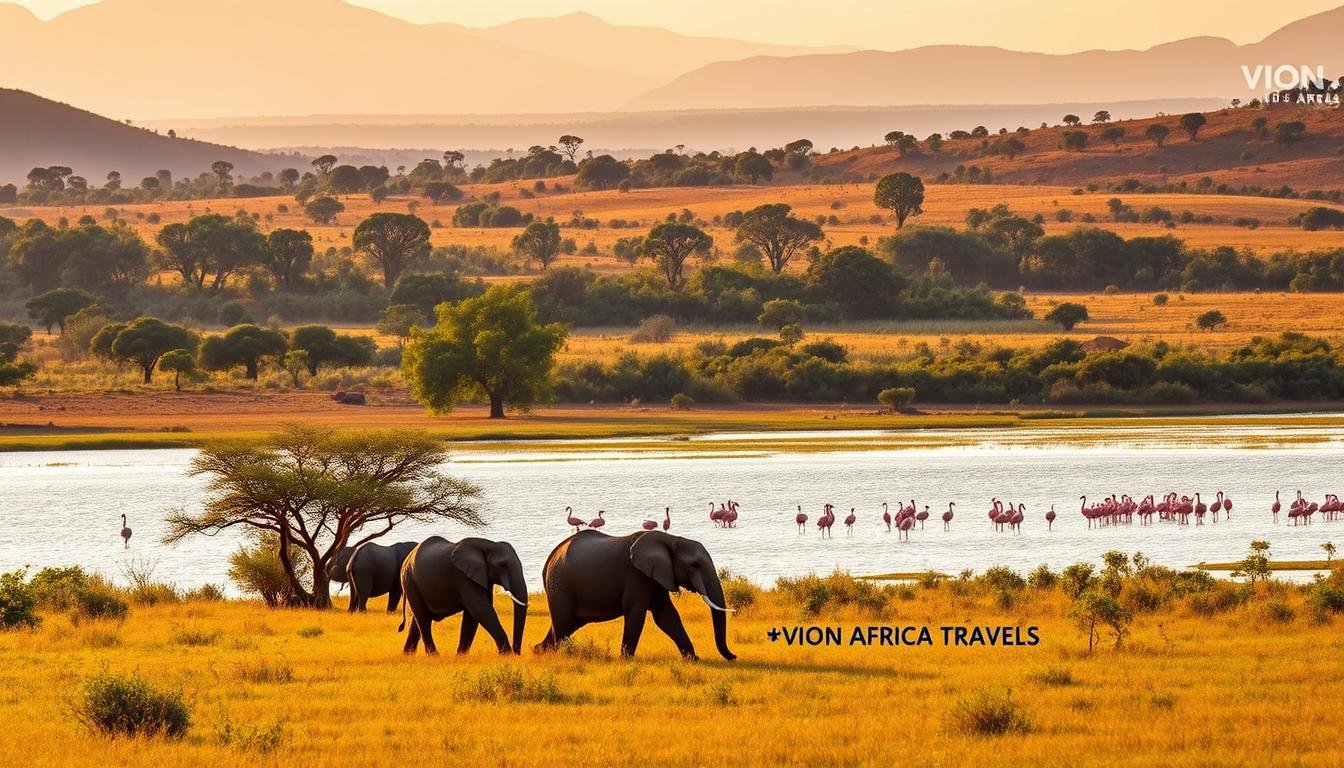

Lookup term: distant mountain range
[0,89,291,186]
[0,0,1340,119]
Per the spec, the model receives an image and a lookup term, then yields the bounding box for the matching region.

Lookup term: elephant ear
[630,532,677,592]
[450,541,490,590]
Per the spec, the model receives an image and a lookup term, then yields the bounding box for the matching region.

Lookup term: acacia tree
[734,203,823,274]
[353,212,430,289]
[264,228,313,290]
[154,214,264,293]
[402,285,567,419]
[873,172,925,228]
[165,424,484,609]
[100,317,198,384]
[640,222,713,288]
[1179,112,1207,141]
[557,135,584,163]
[200,324,288,380]
[511,219,563,270]
[26,288,97,333]
[1145,123,1170,147]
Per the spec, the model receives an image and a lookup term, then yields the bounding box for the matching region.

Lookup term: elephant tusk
[698,593,735,613]
[501,589,528,608]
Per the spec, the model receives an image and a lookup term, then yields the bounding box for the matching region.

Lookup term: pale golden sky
[10,0,1342,52]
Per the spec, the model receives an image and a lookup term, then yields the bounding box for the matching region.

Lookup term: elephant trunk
[692,569,736,661]
[502,560,528,655]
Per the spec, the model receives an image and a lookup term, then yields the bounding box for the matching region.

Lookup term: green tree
[1179,112,1207,141]
[165,424,484,609]
[640,222,712,288]
[1060,130,1088,151]
[1062,114,1081,126]
[304,196,345,225]
[377,304,428,348]
[106,317,199,384]
[200,324,288,380]
[353,212,430,289]
[1044,302,1089,330]
[1274,121,1307,148]
[1100,126,1126,146]
[1232,540,1272,584]
[1251,116,1269,141]
[1092,110,1111,124]
[804,245,903,319]
[157,348,198,391]
[757,298,806,329]
[283,349,309,387]
[288,325,376,375]
[574,155,628,190]
[1195,309,1227,331]
[210,160,234,186]
[1071,588,1132,652]
[877,387,916,412]
[1322,541,1336,565]
[25,288,97,334]
[312,155,338,175]
[402,285,567,419]
[873,172,925,228]
[734,203,823,274]
[328,164,364,193]
[263,229,313,290]
[557,135,584,163]
[154,214,264,293]
[423,182,462,204]
[1144,123,1170,147]
[734,151,774,183]
[511,219,563,271]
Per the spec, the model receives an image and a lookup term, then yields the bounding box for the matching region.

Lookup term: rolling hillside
[0,89,291,185]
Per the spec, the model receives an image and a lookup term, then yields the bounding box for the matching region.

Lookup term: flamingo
[1271,490,1280,523]
[1223,493,1233,517]
[844,508,857,536]
[565,506,586,532]
[723,500,740,528]
[120,514,132,549]
[817,504,835,538]
[662,507,672,531]
[882,502,892,532]
[642,518,658,531]
[589,510,606,530]
[1010,504,1024,533]
[1045,505,1056,531]
[795,505,808,534]
[898,514,914,541]
[1211,491,1223,521]
[916,505,929,530]
[710,503,725,527]
[942,502,955,531]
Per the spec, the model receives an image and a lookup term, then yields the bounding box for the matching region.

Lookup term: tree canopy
[511,219,563,271]
[100,317,199,384]
[402,285,567,418]
[641,222,713,288]
[200,324,289,380]
[353,213,430,289]
[873,173,926,228]
[734,204,823,274]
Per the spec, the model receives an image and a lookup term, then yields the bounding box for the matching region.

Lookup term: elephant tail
[397,565,408,633]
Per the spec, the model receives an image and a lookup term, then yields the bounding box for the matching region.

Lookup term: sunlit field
[3,572,1341,768]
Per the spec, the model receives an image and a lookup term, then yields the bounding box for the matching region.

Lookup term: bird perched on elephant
[399,536,528,655]
[328,541,418,613]
[535,530,736,661]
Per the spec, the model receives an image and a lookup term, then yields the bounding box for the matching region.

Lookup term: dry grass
[1,582,1339,767]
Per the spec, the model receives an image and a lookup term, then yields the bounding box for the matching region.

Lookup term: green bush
[29,566,129,623]
[460,667,585,704]
[1027,565,1057,589]
[775,571,892,616]
[0,568,39,630]
[73,672,190,739]
[719,569,759,611]
[228,535,306,608]
[877,386,916,412]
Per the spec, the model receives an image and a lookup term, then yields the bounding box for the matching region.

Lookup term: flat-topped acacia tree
[165,424,483,609]
[402,285,567,419]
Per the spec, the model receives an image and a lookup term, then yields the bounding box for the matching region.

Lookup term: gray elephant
[398,536,528,655]
[327,541,418,613]
[534,530,736,661]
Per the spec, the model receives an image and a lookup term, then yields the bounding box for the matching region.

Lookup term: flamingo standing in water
[565,506,586,532]
[1222,493,1233,517]
[1210,492,1223,521]
[897,514,914,541]
[882,502,892,532]
[642,518,658,531]
[795,505,809,534]
[120,514,132,549]
[916,505,930,530]
[1045,505,1056,531]
[589,510,606,530]
[662,507,672,531]
[942,502,955,531]
[817,504,836,538]
[709,503,725,527]
[1271,491,1281,523]
[723,501,740,528]
[844,508,857,536]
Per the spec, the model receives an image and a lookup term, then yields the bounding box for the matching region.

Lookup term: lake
[2,419,1342,590]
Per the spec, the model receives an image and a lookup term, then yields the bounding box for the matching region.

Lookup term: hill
[439,11,854,80]
[627,6,1344,110]
[807,106,1344,189]
[0,0,652,119]
[0,89,290,186]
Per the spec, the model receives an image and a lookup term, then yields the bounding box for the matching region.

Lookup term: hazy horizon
[8,0,1342,54]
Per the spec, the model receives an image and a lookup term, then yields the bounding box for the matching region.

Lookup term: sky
[8,0,1342,53]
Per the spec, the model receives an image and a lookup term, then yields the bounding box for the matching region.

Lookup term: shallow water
[1,422,1342,591]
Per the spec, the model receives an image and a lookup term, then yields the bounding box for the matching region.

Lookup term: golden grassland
[3,180,1341,272]
[3,579,1342,767]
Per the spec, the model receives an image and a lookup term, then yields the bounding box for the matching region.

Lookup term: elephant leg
[386,585,402,614]
[620,609,648,657]
[535,590,577,653]
[464,592,511,654]
[404,620,422,654]
[650,590,697,660]
[353,573,374,612]
[403,583,437,655]
[457,613,479,654]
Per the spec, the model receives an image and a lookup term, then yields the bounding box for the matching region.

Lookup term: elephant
[534,530,736,661]
[327,541,418,613]
[398,536,528,655]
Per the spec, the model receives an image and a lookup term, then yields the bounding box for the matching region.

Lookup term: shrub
[630,314,676,343]
[719,569,759,612]
[297,626,323,638]
[72,581,130,624]
[460,667,584,704]
[185,583,226,602]
[1059,563,1095,598]
[1153,293,1169,305]
[948,689,1031,735]
[1027,565,1057,589]
[775,571,892,616]
[670,393,694,410]
[1029,666,1076,687]
[228,534,306,608]
[235,658,295,684]
[1259,599,1295,624]
[73,672,190,739]
[877,386,916,412]
[0,568,39,630]
[172,626,223,646]
[1305,568,1344,621]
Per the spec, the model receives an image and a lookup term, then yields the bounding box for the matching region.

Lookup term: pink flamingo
[1222,493,1233,517]
[723,501,740,528]
[882,502,891,532]
[120,514,132,549]
[1271,490,1280,523]
[710,503,725,527]
[916,505,929,530]
[795,505,808,534]
[942,502,955,531]
[1211,492,1223,521]
[844,508,857,536]
[817,504,835,538]
[1010,504,1024,533]
[564,506,586,532]
[589,510,606,531]
[1045,505,1056,531]
[898,514,914,541]
[642,518,658,531]
[662,507,672,531]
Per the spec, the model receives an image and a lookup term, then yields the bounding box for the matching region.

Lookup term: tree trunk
[174,371,181,391]
[489,392,505,419]
[311,568,332,609]
[246,360,259,380]
[141,364,153,384]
